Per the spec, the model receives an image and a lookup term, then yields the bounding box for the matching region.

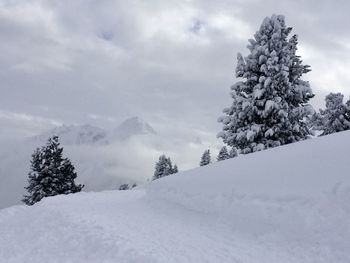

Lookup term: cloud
[0,125,221,208]
[0,0,350,180]
[0,110,62,140]
[0,0,243,134]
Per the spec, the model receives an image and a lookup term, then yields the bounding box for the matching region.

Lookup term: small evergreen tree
[217,146,230,161]
[152,155,178,180]
[22,136,83,206]
[153,155,168,180]
[172,164,178,174]
[200,149,211,166]
[218,14,314,154]
[320,93,350,136]
[163,157,174,176]
[119,184,130,190]
[229,147,238,158]
[307,111,323,134]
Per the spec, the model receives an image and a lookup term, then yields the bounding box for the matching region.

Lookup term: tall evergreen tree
[217,146,230,161]
[319,93,350,136]
[200,149,211,166]
[22,136,83,206]
[218,14,314,154]
[152,155,178,180]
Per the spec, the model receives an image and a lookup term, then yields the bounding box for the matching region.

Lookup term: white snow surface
[1,131,350,262]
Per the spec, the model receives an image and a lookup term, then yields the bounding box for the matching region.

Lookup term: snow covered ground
[1,131,350,262]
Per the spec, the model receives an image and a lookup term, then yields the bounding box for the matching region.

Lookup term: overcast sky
[1,0,350,140]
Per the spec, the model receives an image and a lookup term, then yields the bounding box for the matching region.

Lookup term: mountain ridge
[32,116,157,145]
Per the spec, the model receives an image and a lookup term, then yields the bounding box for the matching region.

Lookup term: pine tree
[119,184,130,190]
[229,147,238,158]
[164,157,173,176]
[218,14,314,154]
[307,111,323,134]
[152,155,178,180]
[320,93,350,136]
[217,146,230,161]
[200,149,211,166]
[22,136,84,206]
[173,164,179,173]
[153,155,167,180]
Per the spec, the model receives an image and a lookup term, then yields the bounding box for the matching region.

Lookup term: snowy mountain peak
[34,124,109,145]
[33,117,157,145]
[113,116,156,140]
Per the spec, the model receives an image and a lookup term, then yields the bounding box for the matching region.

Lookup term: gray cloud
[1,0,350,156]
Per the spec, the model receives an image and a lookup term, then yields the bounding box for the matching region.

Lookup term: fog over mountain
[0,116,218,209]
[1,0,350,209]
[1,0,350,145]
[112,117,157,140]
[33,124,109,145]
[32,116,157,145]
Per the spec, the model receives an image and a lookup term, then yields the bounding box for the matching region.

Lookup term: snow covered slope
[1,131,350,262]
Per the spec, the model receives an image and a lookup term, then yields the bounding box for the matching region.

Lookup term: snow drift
[1,131,350,262]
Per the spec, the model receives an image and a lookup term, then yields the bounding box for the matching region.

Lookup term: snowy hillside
[1,131,350,262]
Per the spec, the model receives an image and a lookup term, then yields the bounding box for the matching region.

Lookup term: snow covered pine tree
[152,155,178,180]
[22,136,84,205]
[172,164,179,174]
[218,14,314,154]
[217,146,230,161]
[319,93,350,136]
[306,111,323,134]
[200,149,211,166]
[119,184,130,190]
[229,147,238,158]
